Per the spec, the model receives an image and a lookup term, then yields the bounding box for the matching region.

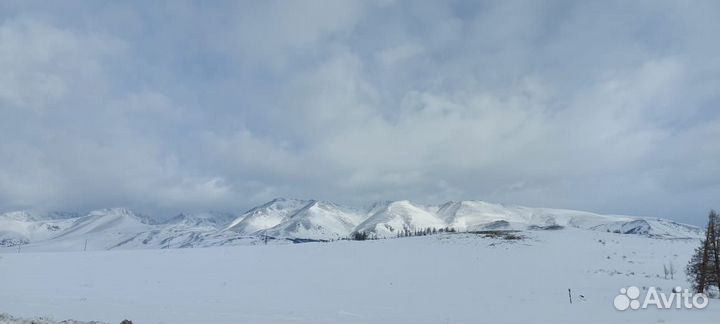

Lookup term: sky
[0,0,718,224]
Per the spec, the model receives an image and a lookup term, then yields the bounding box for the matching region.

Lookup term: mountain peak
[164,212,236,228]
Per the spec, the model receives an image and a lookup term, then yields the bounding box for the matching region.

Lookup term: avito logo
[614,286,708,310]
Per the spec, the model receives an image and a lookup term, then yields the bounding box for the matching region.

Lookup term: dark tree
[687,210,720,295]
[350,231,369,241]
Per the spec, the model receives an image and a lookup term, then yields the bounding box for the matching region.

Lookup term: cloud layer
[1,0,719,224]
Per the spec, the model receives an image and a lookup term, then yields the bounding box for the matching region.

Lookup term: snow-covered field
[0,229,716,323]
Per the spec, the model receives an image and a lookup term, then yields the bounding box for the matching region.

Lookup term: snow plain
[0,228,717,323]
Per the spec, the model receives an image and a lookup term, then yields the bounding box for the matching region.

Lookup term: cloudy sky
[0,0,718,224]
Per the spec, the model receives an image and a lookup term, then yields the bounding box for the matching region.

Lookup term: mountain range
[0,198,703,251]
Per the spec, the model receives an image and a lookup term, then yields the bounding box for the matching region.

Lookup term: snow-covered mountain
[226,198,309,234]
[355,200,446,237]
[53,208,151,239]
[0,198,703,251]
[226,198,365,240]
[0,211,78,247]
[261,201,365,240]
[162,211,236,229]
[589,218,702,237]
[223,198,701,239]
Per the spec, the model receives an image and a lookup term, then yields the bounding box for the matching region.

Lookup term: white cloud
[0,18,124,110]
[377,43,424,65]
[0,1,719,223]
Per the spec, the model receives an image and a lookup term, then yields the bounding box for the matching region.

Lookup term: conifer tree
[687,210,720,295]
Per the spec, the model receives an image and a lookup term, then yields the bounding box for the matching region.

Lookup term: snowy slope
[0,208,286,252]
[226,198,310,234]
[262,201,364,240]
[162,212,236,229]
[0,313,103,324]
[436,200,634,230]
[0,229,716,324]
[26,208,155,251]
[355,200,701,238]
[354,200,446,237]
[102,212,264,250]
[53,208,151,239]
[0,211,77,247]
[590,218,704,237]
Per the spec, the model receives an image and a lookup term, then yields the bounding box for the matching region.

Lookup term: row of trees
[686,209,720,296]
[396,227,457,238]
[349,227,459,241]
[349,231,375,241]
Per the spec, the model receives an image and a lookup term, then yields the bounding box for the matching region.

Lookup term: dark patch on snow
[468,230,525,240]
[527,224,565,231]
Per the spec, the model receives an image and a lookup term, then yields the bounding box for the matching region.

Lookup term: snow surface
[0,197,709,322]
[0,313,103,324]
[0,229,716,323]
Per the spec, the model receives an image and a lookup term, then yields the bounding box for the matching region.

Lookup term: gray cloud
[0,0,719,224]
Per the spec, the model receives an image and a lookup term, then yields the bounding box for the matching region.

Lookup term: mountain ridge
[0,198,703,251]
